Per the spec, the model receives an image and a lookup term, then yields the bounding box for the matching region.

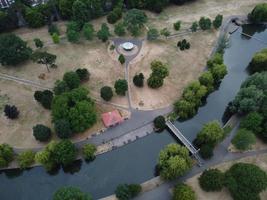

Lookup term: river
[0,24,266,200]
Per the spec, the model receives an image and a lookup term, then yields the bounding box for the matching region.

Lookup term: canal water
[0,25,266,200]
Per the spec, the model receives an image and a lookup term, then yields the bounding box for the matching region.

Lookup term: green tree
[232,129,256,151]
[248,49,267,73]
[173,20,181,31]
[199,144,214,159]
[147,75,164,88]
[153,115,166,132]
[0,144,14,168]
[199,71,215,93]
[196,120,224,146]
[199,169,224,191]
[173,183,196,200]
[54,140,77,166]
[54,119,73,139]
[31,51,57,72]
[158,143,192,180]
[124,9,148,36]
[199,17,212,30]
[210,64,227,83]
[33,124,52,142]
[114,79,128,96]
[4,105,19,119]
[174,100,196,120]
[240,112,264,134]
[53,186,92,200]
[82,23,94,40]
[52,33,60,44]
[76,68,90,82]
[72,0,90,24]
[54,80,69,95]
[100,86,113,101]
[63,71,81,89]
[118,54,126,64]
[115,184,141,200]
[59,0,75,19]
[248,3,267,23]
[97,23,111,42]
[224,163,267,200]
[147,28,159,40]
[133,73,144,87]
[34,38,44,48]
[18,150,35,169]
[67,29,80,43]
[82,144,96,161]
[191,21,198,32]
[0,34,32,66]
[213,14,223,29]
[24,8,45,28]
[160,28,170,38]
[151,60,169,79]
[34,90,54,109]
[114,22,126,36]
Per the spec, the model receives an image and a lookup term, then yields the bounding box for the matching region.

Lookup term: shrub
[199,169,224,192]
[63,71,81,89]
[158,143,192,180]
[153,115,166,132]
[177,39,190,51]
[34,38,43,48]
[115,184,141,200]
[114,79,128,96]
[53,186,92,200]
[82,144,96,161]
[248,3,267,23]
[0,34,32,66]
[118,54,126,64]
[147,28,159,40]
[114,22,126,36]
[100,86,113,101]
[33,124,51,142]
[160,27,170,38]
[34,90,54,109]
[82,23,94,40]
[213,14,223,29]
[97,23,111,42]
[191,21,198,32]
[240,112,264,134]
[199,144,214,159]
[232,129,256,151]
[173,183,196,200]
[133,73,144,87]
[54,140,77,166]
[18,150,35,169]
[4,105,19,119]
[76,68,90,82]
[173,20,181,31]
[54,119,73,139]
[48,24,60,35]
[67,29,80,43]
[147,75,163,88]
[52,33,60,44]
[224,163,267,200]
[199,17,212,30]
[0,144,14,168]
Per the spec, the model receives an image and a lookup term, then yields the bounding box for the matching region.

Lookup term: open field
[186,153,267,200]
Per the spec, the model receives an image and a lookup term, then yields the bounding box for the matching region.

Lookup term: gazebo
[101,110,124,128]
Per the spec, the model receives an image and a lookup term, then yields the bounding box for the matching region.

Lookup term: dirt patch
[186,153,267,200]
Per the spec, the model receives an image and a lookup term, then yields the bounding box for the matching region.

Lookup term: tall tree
[31,51,57,72]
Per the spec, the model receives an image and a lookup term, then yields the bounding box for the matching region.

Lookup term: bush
[0,34,32,66]
[54,140,77,166]
[82,144,96,161]
[48,24,60,35]
[240,112,264,134]
[4,105,19,119]
[173,183,196,200]
[34,90,54,109]
[191,21,198,32]
[115,184,141,200]
[224,163,267,200]
[199,169,224,192]
[76,68,90,82]
[114,79,128,96]
[177,39,190,51]
[147,28,159,40]
[118,54,126,64]
[199,17,212,30]
[33,124,51,142]
[18,150,35,169]
[158,143,192,180]
[232,129,256,151]
[160,27,170,38]
[82,23,94,40]
[199,144,214,159]
[97,23,110,42]
[0,144,14,168]
[213,14,223,29]
[63,71,81,89]
[248,3,267,23]
[100,86,113,101]
[53,186,92,200]
[67,29,80,43]
[133,73,144,87]
[52,33,60,44]
[173,20,181,31]
[147,75,163,88]
[54,119,73,139]
[153,115,166,132]
[34,38,43,48]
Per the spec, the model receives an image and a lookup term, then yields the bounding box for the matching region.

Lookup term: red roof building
[101,110,124,128]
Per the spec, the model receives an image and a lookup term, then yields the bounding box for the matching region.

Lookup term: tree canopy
[249,3,267,23]
[231,129,256,151]
[173,183,196,200]
[124,9,148,36]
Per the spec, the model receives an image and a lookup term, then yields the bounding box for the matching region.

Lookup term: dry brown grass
[186,153,267,200]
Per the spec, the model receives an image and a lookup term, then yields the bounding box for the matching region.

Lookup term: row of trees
[198,163,267,200]
[174,53,227,120]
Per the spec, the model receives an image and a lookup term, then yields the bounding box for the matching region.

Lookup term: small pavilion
[101,110,124,128]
